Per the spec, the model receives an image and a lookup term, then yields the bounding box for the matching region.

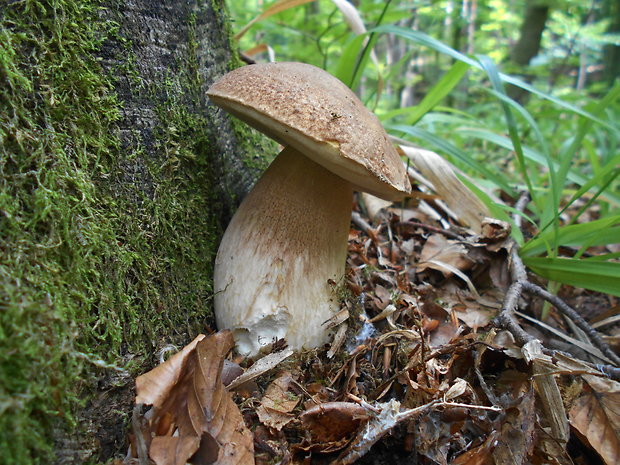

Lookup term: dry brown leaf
[256,371,299,431]
[454,306,494,331]
[417,235,473,275]
[301,402,369,445]
[136,334,206,407]
[570,375,620,465]
[493,387,537,465]
[444,378,469,401]
[242,43,276,62]
[480,218,511,250]
[328,322,348,359]
[522,340,569,448]
[133,331,254,465]
[451,432,497,465]
[400,146,489,231]
[361,192,392,222]
[226,347,294,390]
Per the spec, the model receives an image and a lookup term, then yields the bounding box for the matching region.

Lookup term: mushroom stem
[214,146,354,355]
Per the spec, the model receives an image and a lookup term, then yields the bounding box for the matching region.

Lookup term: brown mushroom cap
[207,62,411,201]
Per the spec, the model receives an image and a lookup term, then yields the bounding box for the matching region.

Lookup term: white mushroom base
[214,147,353,356]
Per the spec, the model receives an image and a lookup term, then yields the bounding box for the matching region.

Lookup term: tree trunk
[511,2,550,67]
[603,0,620,85]
[0,0,271,463]
[507,1,550,101]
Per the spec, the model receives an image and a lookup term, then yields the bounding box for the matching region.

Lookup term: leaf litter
[125,189,620,464]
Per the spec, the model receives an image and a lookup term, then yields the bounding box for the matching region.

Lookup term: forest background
[228,0,620,298]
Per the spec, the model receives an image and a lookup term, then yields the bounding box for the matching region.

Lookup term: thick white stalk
[214,147,353,356]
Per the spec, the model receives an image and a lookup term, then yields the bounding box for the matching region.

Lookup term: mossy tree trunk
[0,0,271,463]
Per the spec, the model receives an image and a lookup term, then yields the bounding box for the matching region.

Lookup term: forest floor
[119,193,619,465]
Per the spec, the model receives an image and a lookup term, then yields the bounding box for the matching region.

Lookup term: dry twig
[493,192,620,369]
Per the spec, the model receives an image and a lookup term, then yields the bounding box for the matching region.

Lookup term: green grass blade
[333,33,367,86]
[346,0,392,90]
[483,87,560,230]
[388,124,514,194]
[402,61,470,126]
[484,89,551,158]
[555,84,620,204]
[459,128,620,205]
[522,257,620,297]
[372,25,618,131]
[521,215,620,257]
[476,55,536,207]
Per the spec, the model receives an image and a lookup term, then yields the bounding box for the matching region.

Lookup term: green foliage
[226,0,620,296]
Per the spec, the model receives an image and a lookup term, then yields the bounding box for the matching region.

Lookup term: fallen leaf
[454,306,494,331]
[570,375,620,465]
[417,235,474,276]
[444,378,469,401]
[256,371,299,431]
[136,334,206,407]
[452,432,497,465]
[493,387,537,465]
[361,192,392,222]
[522,340,569,448]
[133,332,254,465]
[226,347,294,390]
[400,146,490,232]
[301,402,369,444]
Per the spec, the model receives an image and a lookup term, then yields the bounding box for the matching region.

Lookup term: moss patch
[0,0,260,462]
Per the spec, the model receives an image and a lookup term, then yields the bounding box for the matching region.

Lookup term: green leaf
[234,0,317,40]
[521,215,620,257]
[400,61,470,126]
[388,124,514,194]
[477,55,536,208]
[459,128,620,206]
[522,257,620,296]
[335,0,392,90]
[332,34,367,86]
[372,25,618,131]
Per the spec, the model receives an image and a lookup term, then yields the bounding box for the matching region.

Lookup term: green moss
[0,1,122,461]
[0,0,255,462]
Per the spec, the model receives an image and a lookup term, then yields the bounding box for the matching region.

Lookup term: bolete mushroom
[208,62,410,356]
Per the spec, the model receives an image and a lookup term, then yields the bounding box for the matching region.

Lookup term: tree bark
[99,0,269,222]
[603,0,620,85]
[0,0,271,463]
[508,1,550,101]
[511,2,550,67]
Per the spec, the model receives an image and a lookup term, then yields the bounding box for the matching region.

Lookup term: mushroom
[208,62,410,356]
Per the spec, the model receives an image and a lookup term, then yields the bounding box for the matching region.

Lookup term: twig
[336,397,501,465]
[493,192,620,368]
[401,220,465,240]
[521,282,620,366]
[494,280,534,346]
